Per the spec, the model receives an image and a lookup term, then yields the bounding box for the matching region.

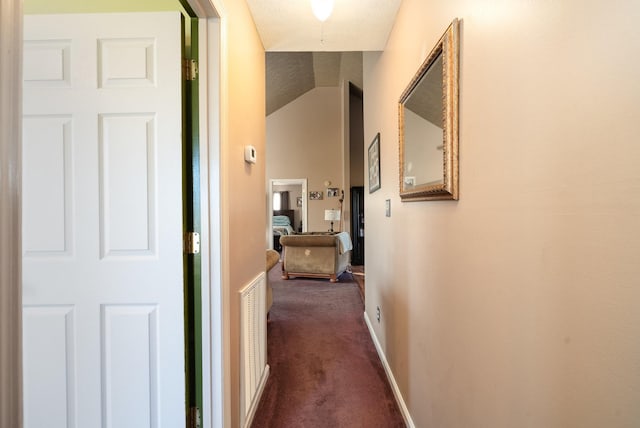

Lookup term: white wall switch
[385,199,391,217]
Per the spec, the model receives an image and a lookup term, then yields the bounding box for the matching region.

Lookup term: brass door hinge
[184,232,200,255]
[183,58,198,81]
[187,406,201,428]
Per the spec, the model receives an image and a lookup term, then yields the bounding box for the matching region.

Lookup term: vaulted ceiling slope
[247,0,401,52]
[254,0,398,115]
[266,51,363,115]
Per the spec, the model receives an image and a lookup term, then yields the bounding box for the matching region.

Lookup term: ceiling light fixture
[311,0,334,22]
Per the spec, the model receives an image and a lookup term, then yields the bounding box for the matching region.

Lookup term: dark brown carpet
[251,264,405,428]
[350,265,365,301]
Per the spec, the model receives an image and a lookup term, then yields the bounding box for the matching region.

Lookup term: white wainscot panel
[99,114,156,258]
[23,116,73,256]
[101,305,159,428]
[23,305,76,428]
[98,38,156,88]
[23,40,71,86]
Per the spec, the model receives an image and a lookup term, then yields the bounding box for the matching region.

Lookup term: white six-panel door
[22,12,185,428]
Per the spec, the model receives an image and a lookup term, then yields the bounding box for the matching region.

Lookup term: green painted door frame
[180,2,202,426]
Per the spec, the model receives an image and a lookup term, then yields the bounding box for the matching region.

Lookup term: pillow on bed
[273,215,291,226]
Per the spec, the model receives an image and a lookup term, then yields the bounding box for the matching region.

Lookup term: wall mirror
[399,18,459,201]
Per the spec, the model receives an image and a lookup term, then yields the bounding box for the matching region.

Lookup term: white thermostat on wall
[244,145,257,164]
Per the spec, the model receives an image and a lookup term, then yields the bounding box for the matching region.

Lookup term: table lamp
[324,209,340,232]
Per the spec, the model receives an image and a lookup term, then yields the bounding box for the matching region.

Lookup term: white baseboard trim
[364,312,415,428]
[242,364,270,428]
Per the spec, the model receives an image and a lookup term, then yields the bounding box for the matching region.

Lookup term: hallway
[251,264,404,427]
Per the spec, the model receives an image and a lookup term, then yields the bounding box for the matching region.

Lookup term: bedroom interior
[269,178,307,251]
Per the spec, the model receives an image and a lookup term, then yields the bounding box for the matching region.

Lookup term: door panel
[99,113,157,257]
[23,12,185,428]
[23,305,76,428]
[22,116,73,255]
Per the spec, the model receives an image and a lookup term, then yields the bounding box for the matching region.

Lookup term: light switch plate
[385,199,391,217]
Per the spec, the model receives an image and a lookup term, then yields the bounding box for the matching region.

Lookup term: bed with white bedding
[272,210,296,251]
[272,211,295,236]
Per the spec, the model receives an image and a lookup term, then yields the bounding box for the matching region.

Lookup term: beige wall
[267,87,345,232]
[363,1,640,427]
[404,109,443,185]
[218,1,265,426]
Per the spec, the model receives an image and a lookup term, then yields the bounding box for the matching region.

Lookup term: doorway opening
[268,178,308,251]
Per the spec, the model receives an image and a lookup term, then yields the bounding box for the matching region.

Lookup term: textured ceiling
[266,51,363,115]
[404,54,444,127]
[247,0,401,51]
[266,52,315,116]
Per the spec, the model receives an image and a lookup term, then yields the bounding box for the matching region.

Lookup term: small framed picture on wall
[368,133,381,193]
[309,191,323,200]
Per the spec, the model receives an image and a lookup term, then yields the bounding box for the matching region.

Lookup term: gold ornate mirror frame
[399,18,460,201]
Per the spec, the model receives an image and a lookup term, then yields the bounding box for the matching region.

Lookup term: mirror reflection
[402,53,444,189]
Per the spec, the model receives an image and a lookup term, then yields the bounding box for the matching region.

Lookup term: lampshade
[311,0,334,22]
[324,209,341,221]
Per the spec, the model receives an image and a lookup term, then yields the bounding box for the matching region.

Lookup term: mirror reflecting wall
[403,53,444,188]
